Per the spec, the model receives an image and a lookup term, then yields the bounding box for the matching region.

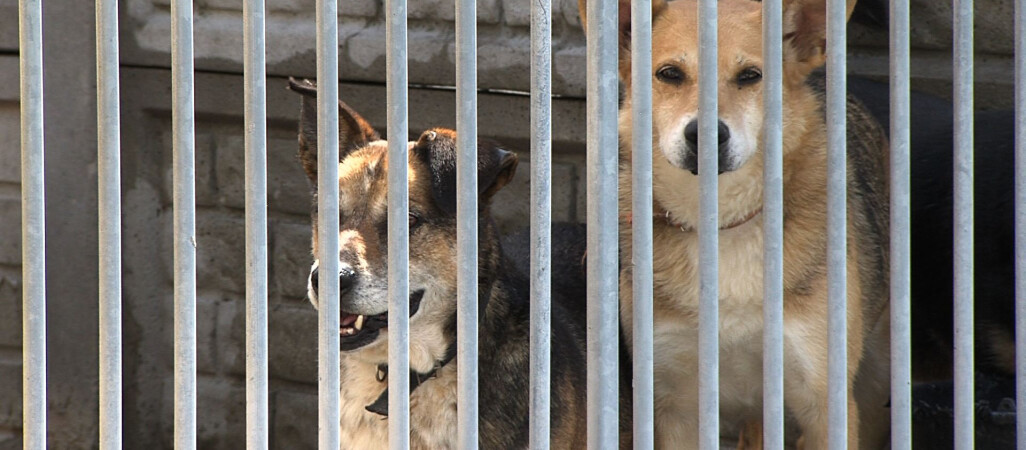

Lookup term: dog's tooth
[354,315,365,331]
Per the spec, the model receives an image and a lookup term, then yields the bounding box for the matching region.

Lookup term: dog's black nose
[339,266,357,295]
[683,119,731,147]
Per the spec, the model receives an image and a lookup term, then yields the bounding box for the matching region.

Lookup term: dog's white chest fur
[338,358,458,449]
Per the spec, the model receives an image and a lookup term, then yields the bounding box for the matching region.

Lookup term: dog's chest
[339,364,458,449]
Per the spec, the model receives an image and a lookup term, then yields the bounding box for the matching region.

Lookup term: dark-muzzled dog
[287,78,597,449]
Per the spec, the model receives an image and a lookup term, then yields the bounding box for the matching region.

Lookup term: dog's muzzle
[308,265,427,351]
[679,118,735,175]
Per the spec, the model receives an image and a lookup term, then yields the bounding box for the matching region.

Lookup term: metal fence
[15,0,1023,448]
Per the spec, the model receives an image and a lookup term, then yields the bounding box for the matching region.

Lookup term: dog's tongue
[341,314,359,327]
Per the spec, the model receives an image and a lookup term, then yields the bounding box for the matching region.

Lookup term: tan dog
[577,0,891,448]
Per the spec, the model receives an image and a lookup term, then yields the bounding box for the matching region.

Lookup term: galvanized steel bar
[697,0,719,448]
[455,0,479,444]
[171,0,198,447]
[584,0,620,445]
[19,0,46,448]
[243,0,269,447]
[630,0,654,447]
[529,0,553,445]
[889,0,912,446]
[385,0,410,443]
[315,0,341,447]
[825,0,848,447]
[761,0,784,448]
[97,0,123,447]
[1016,0,1026,445]
[952,0,975,447]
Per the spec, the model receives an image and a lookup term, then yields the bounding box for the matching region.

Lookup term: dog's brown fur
[578,0,891,448]
[288,79,597,449]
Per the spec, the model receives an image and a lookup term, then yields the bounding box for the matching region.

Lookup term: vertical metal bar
[529,0,553,444]
[385,0,410,444]
[952,0,975,446]
[889,0,912,446]
[243,0,269,447]
[1016,0,1026,446]
[97,0,122,447]
[455,0,479,444]
[171,0,197,447]
[697,0,719,448]
[761,0,784,448]
[19,0,45,448]
[825,0,848,447]
[585,0,619,446]
[631,0,654,447]
[315,0,341,447]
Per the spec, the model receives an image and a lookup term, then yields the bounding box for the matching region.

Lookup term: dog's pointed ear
[578,0,668,83]
[413,128,519,215]
[781,0,857,74]
[287,77,381,182]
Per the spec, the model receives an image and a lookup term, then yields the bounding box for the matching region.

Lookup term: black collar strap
[365,343,458,416]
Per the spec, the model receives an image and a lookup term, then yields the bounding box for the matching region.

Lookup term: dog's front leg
[784,343,861,450]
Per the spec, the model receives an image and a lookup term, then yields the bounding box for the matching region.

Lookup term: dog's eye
[656,65,685,84]
[737,67,762,86]
[408,213,419,229]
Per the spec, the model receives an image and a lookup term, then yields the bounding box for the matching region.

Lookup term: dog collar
[365,343,458,416]
[625,204,763,232]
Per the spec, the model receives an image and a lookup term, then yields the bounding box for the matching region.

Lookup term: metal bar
[243,0,269,447]
[952,0,975,446]
[455,0,479,444]
[761,0,784,448]
[385,0,410,444]
[697,0,719,447]
[825,0,848,447]
[1016,0,1026,445]
[19,0,46,448]
[171,0,198,447]
[584,0,620,445]
[315,0,341,447]
[630,0,654,447]
[889,0,912,446]
[529,0,553,444]
[97,0,122,447]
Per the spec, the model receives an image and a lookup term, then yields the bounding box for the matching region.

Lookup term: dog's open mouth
[339,289,425,351]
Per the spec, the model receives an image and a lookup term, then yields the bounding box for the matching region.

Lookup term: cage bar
[584,0,620,446]
[315,0,342,447]
[385,0,411,444]
[529,0,553,445]
[1016,0,1026,445]
[761,0,784,448]
[825,0,848,447]
[242,0,269,447]
[19,0,46,448]
[889,0,912,447]
[455,0,480,444]
[630,0,654,447]
[952,0,975,447]
[97,0,123,447]
[171,0,198,447]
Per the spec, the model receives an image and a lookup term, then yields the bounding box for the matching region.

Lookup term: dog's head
[579,0,856,175]
[288,79,518,367]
